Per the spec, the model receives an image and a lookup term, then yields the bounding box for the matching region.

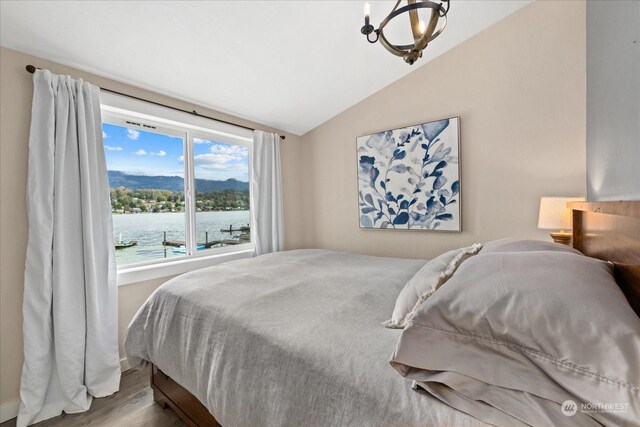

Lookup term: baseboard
[120,356,130,372]
[0,399,20,423]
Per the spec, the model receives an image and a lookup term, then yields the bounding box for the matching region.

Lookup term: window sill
[116,246,255,286]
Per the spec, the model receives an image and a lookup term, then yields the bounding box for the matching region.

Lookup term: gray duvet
[125,249,489,427]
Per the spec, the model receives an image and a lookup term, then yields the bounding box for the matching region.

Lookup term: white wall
[586,0,640,201]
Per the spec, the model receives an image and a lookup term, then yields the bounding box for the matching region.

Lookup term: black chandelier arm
[367,29,380,44]
[439,0,451,18]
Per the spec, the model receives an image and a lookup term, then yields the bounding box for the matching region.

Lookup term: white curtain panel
[250,130,285,255]
[18,70,120,427]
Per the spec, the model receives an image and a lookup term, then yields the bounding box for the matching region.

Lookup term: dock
[220,224,250,233]
[162,231,242,249]
[163,239,241,248]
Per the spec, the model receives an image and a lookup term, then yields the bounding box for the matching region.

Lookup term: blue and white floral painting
[357,117,461,231]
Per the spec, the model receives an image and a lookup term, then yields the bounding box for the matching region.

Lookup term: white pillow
[383,243,482,329]
[390,251,640,426]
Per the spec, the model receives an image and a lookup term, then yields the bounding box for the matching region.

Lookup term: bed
[125,201,640,427]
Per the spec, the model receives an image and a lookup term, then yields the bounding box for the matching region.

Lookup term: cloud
[127,129,140,140]
[200,163,247,171]
[193,140,248,159]
[102,130,108,139]
[193,153,248,172]
[178,152,248,175]
[110,168,184,178]
[210,143,248,157]
[104,145,123,151]
[194,153,237,165]
[180,153,227,165]
[131,148,164,156]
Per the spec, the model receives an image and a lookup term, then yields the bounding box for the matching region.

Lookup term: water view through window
[193,137,251,251]
[103,122,250,267]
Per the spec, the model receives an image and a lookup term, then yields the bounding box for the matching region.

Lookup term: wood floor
[1,367,186,427]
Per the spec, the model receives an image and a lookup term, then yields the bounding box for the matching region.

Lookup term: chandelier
[361,0,450,65]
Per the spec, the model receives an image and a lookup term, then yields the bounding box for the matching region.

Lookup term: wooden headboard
[569,201,640,316]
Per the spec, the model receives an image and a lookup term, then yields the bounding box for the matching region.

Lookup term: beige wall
[0,46,303,411]
[297,0,587,259]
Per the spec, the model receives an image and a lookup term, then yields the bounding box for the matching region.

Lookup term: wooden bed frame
[569,201,640,316]
[151,364,221,426]
[150,200,640,426]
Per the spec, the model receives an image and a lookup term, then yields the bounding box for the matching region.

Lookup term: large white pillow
[383,243,482,329]
[390,251,640,426]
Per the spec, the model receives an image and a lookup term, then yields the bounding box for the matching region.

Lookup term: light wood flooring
[1,367,186,427]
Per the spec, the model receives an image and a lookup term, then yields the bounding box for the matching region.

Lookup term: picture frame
[356,116,461,231]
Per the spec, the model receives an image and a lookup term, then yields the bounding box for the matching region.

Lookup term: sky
[102,123,249,181]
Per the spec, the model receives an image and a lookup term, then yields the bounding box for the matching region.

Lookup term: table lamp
[538,197,584,245]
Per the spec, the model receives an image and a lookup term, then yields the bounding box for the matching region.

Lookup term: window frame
[100,93,255,285]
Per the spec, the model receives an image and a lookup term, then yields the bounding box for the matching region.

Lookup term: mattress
[125,249,490,427]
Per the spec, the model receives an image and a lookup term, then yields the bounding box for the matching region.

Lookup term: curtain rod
[25,65,285,140]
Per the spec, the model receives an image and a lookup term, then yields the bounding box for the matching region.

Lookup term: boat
[171,245,206,254]
[115,241,137,249]
[115,233,137,249]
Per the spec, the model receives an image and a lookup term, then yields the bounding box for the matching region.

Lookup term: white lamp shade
[538,197,585,230]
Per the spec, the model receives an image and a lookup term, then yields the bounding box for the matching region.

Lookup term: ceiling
[0,1,530,135]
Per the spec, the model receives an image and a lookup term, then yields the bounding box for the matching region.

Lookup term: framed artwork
[357,116,461,231]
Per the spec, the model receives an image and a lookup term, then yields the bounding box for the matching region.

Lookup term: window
[101,97,252,270]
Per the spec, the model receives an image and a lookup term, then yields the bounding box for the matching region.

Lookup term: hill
[108,170,248,193]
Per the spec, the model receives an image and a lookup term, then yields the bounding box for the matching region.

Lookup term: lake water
[112,210,250,266]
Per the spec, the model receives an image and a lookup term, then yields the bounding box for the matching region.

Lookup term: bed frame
[569,201,640,316]
[150,200,640,426]
[150,364,221,426]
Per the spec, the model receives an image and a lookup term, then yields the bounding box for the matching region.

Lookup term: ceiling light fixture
[361,0,450,65]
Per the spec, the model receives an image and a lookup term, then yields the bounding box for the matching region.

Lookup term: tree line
[110,187,249,213]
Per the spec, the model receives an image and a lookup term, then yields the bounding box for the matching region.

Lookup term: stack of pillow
[387,239,640,427]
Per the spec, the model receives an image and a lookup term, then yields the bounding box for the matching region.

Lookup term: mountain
[108,171,248,192]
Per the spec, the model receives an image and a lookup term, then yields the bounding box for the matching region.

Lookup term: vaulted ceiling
[0,1,530,135]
